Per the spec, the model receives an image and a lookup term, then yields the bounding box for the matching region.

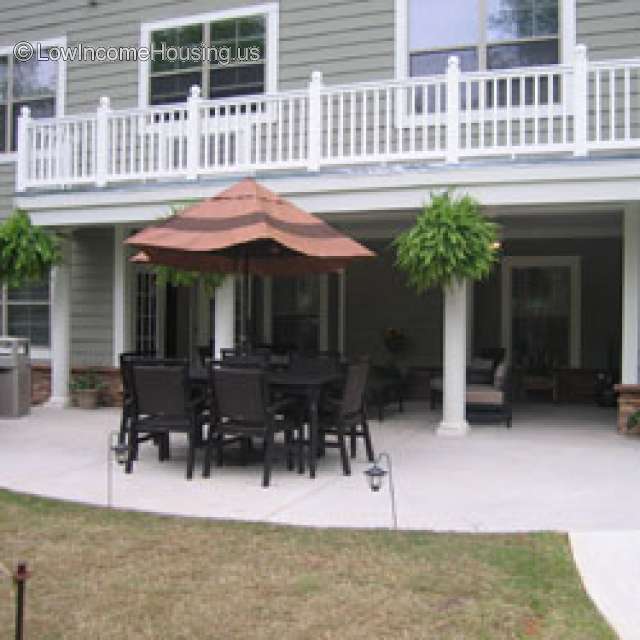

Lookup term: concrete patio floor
[3,401,640,639]
[0,400,634,532]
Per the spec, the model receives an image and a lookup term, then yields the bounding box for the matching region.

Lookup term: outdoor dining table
[188,367,343,478]
[267,370,343,479]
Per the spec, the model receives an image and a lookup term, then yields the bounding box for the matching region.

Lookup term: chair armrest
[266,397,298,417]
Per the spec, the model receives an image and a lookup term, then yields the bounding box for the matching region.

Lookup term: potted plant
[70,373,105,410]
[393,192,498,293]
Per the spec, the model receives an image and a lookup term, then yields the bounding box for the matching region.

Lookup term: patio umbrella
[126,177,374,346]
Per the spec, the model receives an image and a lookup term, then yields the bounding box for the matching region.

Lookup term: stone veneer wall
[31,364,123,407]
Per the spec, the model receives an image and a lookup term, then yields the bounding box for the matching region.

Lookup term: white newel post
[15,106,31,192]
[186,85,201,181]
[437,279,469,436]
[95,96,111,188]
[622,204,640,384]
[214,276,236,359]
[48,234,72,408]
[307,71,323,172]
[446,56,460,164]
[572,44,588,158]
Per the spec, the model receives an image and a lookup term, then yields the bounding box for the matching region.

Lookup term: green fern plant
[0,210,61,287]
[393,192,499,292]
[151,266,224,295]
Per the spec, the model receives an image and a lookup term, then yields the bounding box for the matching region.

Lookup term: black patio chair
[118,351,156,446]
[126,361,202,479]
[320,360,374,475]
[204,366,300,487]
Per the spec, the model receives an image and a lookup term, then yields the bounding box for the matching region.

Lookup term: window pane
[0,57,7,102]
[13,55,57,99]
[487,39,558,69]
[149,71,201,105]
[487,0,558,41]
[8,281,49,302]
[410,48,478,76]
[11,98,55,150]
[7,305,50,347]
[409,0,479,50]
[151,25,203,73]
[237,16,265,38]
[210,64,264,99]
[211,19,236,41]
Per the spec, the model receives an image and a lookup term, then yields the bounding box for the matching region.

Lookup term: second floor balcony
[15,46,640,193]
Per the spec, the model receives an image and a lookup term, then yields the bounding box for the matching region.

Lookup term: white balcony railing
[15,46,640,192]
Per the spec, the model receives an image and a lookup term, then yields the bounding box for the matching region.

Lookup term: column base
[45,395,70,409]
[436,420,470,437]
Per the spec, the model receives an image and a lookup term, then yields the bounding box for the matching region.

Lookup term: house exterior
[1,0,639,434]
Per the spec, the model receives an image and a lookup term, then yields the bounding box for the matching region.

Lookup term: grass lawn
[0,489,614,640]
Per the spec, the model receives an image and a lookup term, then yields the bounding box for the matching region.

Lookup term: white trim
[501,255,582,369]
[113,226,127,366]
[622,204,640,383]
[138,3,279,108]
[0,36,67,162]
[395,0,575,79]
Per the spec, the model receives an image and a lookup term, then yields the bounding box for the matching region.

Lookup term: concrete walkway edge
[570,531,640,640]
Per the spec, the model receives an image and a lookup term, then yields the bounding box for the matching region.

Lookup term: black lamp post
[107,430,129,507]
[364,452,398,529]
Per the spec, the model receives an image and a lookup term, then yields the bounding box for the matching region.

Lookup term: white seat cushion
[431,378,503,404]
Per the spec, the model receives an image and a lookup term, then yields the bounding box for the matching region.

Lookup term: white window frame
[501,255,581,369]
[394,0,576,81]
[0,36,67,163]
[0,273,53,359]
[138,3,279,108]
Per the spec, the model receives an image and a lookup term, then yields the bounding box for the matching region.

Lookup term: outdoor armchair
[320,360,374,475]
[126,360,202,479]
[204,366,301,487]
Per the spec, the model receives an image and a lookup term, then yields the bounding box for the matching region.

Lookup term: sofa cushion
[466,385,504,405]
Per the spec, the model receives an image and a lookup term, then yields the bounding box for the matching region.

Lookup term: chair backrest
[211,367,267,424]
[119,352,157,401]
[340,360,370,418]
[222,352,269,368]
[131,361,190,417]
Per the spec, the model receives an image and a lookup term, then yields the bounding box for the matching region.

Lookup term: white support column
[338,269,346,357]
[319,274,329,351]
[112,226,127,366]
[437,279,470,436]
[622,204,640,384]
[47,234,72,408]
[214,276,235,359]
[263,276,273,344]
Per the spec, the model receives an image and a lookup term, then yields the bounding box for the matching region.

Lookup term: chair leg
[284,429,294,471]
[337,422,351,476]
[216,433,224,467]
[349,423,357,459]
[262,428,274,487]
[362,416,375,462]
[203,430,214,478]
[297,426,305,474]
[125,427,136,474]
[186,432,195,480]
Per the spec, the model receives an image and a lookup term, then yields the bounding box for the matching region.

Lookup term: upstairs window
[0,50,59,153]
[148,14,267,105]
[409,0,560,77]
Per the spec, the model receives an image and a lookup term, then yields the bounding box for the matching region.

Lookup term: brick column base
[31,364,123,407]
[614,385,640,433]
